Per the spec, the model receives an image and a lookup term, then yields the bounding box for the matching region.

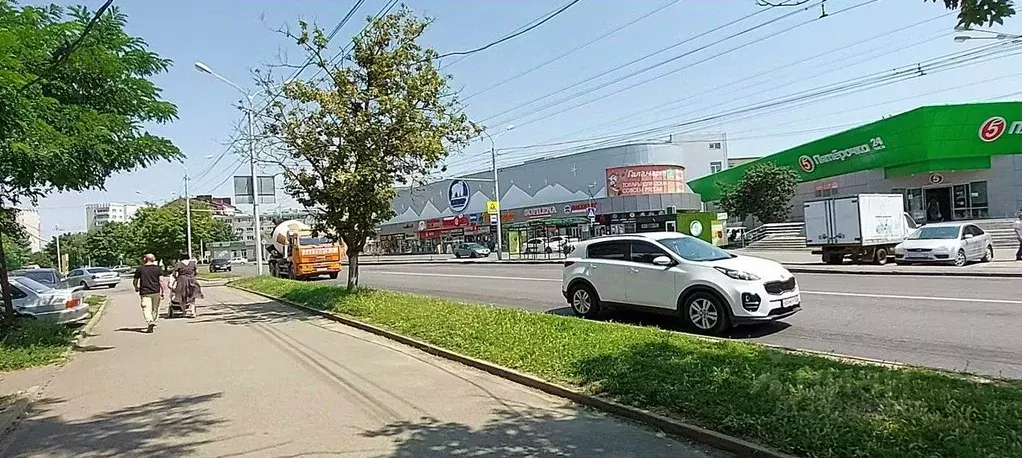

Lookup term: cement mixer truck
[266,220,346,280]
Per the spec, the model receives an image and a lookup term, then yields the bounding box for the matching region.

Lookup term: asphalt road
[245,262,1020,380]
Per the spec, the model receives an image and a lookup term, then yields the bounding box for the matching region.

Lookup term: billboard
[605,165,686,197]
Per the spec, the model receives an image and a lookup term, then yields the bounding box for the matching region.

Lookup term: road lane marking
[375,271,560,282]
[801,290,1022,305]
[373,271,1022,304]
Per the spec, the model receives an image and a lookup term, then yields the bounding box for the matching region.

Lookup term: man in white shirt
[1015,209,1022,261]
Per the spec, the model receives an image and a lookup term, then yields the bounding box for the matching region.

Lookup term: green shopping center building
[689,102,1022,224]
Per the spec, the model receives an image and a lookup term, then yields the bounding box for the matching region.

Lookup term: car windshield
[465,243,485,249]
[658,237,733,262]
[212,259,228,264]
[12,276,52,293]
[300,236,331,245]
[908,226,960,240]
[20,270,56,284]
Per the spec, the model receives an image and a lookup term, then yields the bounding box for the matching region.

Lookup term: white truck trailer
[804,194,918,265]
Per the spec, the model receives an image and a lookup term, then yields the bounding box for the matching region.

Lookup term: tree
[932,0,1015,28]
[2,234,30,270]
[27,250,53,268]
[85,221,137,266]
[0,3,180,323]
[718,163,799,224]
[262,8,478,290]
[43,231,88,271]
[130,200,235,266]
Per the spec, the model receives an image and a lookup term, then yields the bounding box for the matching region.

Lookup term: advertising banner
[605,165,686,197]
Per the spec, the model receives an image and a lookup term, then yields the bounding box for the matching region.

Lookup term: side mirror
[964,233,975,239]
[652,256,674,267]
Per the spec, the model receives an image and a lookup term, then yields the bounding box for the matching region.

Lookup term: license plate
[782,296,800,308]
[907,254,927,259]
[317,267,327,271]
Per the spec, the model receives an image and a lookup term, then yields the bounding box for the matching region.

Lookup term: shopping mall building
[376,135,728,254]
[690,102,1022,225]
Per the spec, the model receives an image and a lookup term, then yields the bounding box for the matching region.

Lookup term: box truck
[804,194,918,265]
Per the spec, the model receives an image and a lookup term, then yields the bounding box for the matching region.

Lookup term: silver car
[9,276,90,325]
[894,222,994,266]
[64,267,121,290]
[453,243,491,258]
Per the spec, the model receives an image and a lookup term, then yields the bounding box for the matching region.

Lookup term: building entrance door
[923,186,952,223]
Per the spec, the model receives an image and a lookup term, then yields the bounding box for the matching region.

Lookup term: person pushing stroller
[170,252,203,318]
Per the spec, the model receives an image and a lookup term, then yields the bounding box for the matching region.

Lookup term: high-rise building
[15,208,42,252]
[85,203,141,231]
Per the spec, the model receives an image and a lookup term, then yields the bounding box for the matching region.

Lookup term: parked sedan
[453,243,491,258]
[9,276,89,325]
[894,222,994,267]
[10,268,63,289]
[209,258,232,272]
[64,267,121,289]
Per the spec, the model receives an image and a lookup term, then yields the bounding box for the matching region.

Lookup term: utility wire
[461,0,683,102]
[496,0,880,132]
[435,0,582,61]
[473,3,785,126]
[20,0,116,92]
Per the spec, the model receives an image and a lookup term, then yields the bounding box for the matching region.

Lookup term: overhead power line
[20,0,116,92]
[460,0,684,102]
[435,0,582,62]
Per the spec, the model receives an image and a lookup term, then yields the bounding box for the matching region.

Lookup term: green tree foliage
[27,250,53,268]
[84,221,136,267]
[932,0,1016,28]
[129,200,235,266]
[718,163,799,224]
[2,234,30,270]
[43,231,88,271]
[0,3,180,322]
[263,8,478,290]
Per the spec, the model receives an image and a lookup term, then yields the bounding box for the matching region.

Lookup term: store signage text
[523,206,558,218]
[563,202,597,214]
[605,165,686,196]
[798,136,886,173]
[978,116,1022,142]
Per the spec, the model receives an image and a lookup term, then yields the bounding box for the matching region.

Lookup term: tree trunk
[346,252,359,291]
[0,227,16,326]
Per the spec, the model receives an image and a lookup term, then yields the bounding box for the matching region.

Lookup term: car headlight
[714,266,760,281]
[933,246,951,253]
[894,245,904,254]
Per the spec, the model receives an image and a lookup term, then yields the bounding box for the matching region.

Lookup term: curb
[231,285,795,458]
[0,386,39,440]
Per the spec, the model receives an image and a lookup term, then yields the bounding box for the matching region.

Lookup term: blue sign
[469,213,479,224]
[448,180,471,213]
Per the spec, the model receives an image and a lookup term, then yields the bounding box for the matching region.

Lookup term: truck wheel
[328,272,338,279]
[874,248,888,265]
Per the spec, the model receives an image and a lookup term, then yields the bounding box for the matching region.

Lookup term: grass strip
[0,319,76,372]
[233,276,1022,457]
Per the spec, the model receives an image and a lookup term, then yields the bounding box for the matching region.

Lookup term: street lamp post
[194,61,265,275]
[54,225,62,273]
[953,28,1021,42]
[482,125,514,259]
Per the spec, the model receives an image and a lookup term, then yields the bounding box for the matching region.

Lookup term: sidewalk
[0,285,723,457]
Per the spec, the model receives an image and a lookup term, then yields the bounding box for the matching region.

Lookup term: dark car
[10,268,63,289]
[209,259,232,273]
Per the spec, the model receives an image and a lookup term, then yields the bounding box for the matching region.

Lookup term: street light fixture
[482,124,514,260]
[194,60,265,274]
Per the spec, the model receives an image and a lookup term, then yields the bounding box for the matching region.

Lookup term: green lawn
[0,318,76,372]
[233,276,1022,458]
[0,295,106,373]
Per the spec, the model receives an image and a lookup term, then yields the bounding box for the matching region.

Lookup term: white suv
[561,232,801,335]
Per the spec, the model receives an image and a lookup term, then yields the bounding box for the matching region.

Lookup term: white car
[9,276,90,325]
[525,236,578,254]
[64,267,121,290]
[894,222,994,266]
[561,232,801,335]
[229,257,249,265]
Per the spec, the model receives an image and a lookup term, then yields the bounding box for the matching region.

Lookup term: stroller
[167,278,187,318]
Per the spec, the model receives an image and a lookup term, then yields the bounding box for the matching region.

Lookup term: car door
[624,241,679,310]
[9,284,31,315]
[66,269,83,286]
[966,225,986,259]
[583,241,630,304]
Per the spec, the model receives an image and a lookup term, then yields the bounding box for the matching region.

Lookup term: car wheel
[469,252,477,258]
[953,249,968,267]
[981,245,993,262]
[568,283,601,318]
[80,281,89,290]
[683,292,731,335]
[874,248,888,265]
[108,284,116,289]
[455,252,461,259]
[544,247,553,254]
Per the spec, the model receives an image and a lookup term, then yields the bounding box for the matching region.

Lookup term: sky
[27,0,1022,239]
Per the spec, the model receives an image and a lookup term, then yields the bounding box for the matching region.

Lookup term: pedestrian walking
[132,253,164,333]
[1015,209,1022,261]
[172,252,203,318]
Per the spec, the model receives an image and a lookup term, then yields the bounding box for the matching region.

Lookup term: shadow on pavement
[3,393,226,457]
[189,300,316,326]
[72,344,115,353]
[115,327,149,334]
[359,404,701,457]
[596,309,790,340]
